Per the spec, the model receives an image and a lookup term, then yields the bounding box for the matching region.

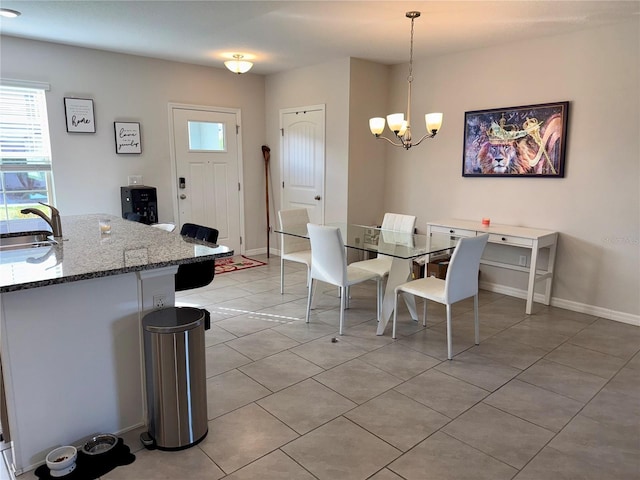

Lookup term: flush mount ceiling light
[224,54,253,74]
[369,11,443,150]
[0,8,21,18]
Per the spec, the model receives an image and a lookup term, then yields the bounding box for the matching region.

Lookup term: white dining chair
[392,233,489,360]
[349,213,416,279]
[306,224,382,335]
[278,208,312,294]
[350,213,416,324]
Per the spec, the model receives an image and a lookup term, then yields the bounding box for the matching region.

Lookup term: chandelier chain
[408,16,415,81]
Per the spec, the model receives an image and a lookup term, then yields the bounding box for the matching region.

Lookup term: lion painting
[473,113,564,175]
[515,113,564,175]
[476,142,530,174]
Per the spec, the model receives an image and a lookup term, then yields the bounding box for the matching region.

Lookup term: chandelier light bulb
[369,118,385,135]
[386,113,405,133]
[425,113,443,134]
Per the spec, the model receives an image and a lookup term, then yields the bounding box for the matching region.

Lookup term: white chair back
[308,224,347,286]
[379,213,416,252]
[278,208,311,254]
[444,234,489,304]
[382,213,416,233]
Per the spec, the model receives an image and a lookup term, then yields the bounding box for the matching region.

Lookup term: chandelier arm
[411,132,437,148]
[374,135,408,148]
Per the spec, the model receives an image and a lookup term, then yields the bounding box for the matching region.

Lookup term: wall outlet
[153,294,167,309]
[128,175,143,185]
[518,255,527,267]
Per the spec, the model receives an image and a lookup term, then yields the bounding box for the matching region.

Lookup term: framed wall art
[462,101,569,177]
[114,122,142,154]
[64,97,96,133]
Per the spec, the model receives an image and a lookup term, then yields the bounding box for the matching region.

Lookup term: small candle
[99,219,111,234]
[481,218,490,227]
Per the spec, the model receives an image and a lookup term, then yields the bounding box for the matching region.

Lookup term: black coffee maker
[120,186,157,224]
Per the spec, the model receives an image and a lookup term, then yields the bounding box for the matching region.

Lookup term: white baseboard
[244,247,280,257]
[243,247,268,256]
[243,247,282,258]
[480,280,640,327]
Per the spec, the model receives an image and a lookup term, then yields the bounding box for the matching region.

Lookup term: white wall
[265,57,351,231]
[347,58,389,227]
[383,21,639,320]
[0,37,267,250]
[2,20,638,321]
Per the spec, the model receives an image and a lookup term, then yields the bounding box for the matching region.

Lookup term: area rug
[215,255,266,274]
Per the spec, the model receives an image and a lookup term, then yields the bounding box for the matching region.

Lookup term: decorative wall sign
[64,97,95,133]
[462,101,569,177]
[114,122,142,154]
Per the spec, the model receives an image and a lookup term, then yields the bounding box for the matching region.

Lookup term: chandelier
[369,11,443,150]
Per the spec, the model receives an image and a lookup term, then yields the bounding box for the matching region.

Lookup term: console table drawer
[430,225,477,238]
[489,234,533,247]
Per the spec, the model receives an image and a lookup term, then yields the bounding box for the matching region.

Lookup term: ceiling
[1,1,638,75]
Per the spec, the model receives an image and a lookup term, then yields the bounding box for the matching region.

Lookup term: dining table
[275,222,459,335]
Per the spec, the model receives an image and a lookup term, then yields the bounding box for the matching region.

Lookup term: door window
[187,121,226,152]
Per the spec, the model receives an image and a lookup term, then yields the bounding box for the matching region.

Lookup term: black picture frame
[64,97,96,133]
[114,122,142,154]
[462,101,569,177]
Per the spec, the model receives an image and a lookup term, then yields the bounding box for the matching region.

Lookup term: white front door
[280,106,325,224]
[170,105,243,254]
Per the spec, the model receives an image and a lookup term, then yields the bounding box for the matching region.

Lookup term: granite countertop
[0,214,233,292]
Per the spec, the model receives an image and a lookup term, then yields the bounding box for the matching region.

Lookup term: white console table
[426,219,558,314]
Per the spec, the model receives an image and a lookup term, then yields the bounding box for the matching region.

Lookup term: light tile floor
[6,254,640,479]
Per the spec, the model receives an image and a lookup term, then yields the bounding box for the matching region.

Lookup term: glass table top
[275,222,458,260]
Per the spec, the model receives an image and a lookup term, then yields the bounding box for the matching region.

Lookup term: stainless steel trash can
[141,307,208,450]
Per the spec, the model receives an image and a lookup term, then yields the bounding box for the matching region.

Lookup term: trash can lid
[143,307,205,333]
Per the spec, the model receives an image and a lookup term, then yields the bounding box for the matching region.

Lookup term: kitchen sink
[0,231,58,251]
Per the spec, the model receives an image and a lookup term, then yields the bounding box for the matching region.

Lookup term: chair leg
[376,278,382,323]
[310,280,318,309]
[446,304,453,360]
[345,286,350,309]
[306,279,314,323]
[474,294,479,345]
[339,286,346,335]
[392,289,399,339]
[280,258,285,294]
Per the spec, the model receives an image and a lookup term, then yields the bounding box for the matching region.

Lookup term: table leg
[526,241,539,315]
[543,239,558,306]
[377,257,415,335]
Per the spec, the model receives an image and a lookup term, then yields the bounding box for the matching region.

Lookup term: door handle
[180,194,187,199]
[314,195,321,201]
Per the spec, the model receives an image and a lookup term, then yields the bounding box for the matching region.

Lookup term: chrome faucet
[20,202,63,238]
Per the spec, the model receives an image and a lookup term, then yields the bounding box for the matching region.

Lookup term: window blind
[0,85,52,171]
